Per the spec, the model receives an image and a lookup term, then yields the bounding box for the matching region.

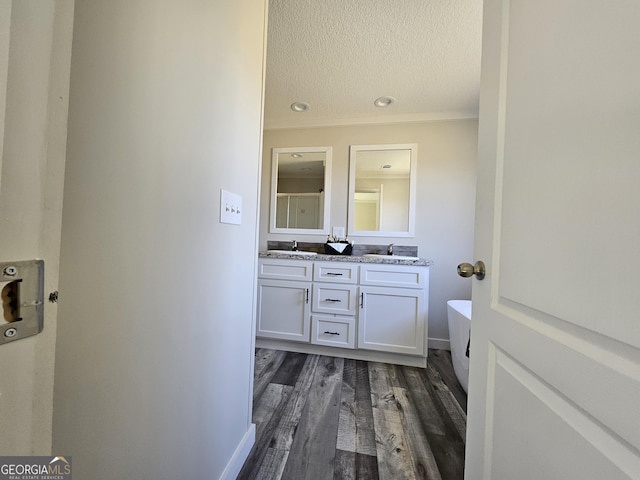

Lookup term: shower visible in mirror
[348,144,417,237]
[270,146,332,234]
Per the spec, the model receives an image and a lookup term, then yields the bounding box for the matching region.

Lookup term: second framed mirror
[348,143,417,237]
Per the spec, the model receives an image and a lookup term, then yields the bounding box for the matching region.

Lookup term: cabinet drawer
[359,264,427,289]
[311,315,355,349]
[313,262,358,284]
[258,259,313,281]
[312,284,358,315]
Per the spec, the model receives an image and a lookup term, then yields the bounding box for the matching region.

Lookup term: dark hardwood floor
[239,349,467,480]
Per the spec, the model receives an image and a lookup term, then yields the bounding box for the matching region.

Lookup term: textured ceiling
[264,0,483,129]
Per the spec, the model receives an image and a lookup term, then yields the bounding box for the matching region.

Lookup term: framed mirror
[270,146,332,234]
[348,144,417,237]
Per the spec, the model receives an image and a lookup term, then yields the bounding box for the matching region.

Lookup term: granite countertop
[259,251,432,266]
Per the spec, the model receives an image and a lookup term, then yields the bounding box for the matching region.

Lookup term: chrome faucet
[387,243,394,255]
[292,240,298,251]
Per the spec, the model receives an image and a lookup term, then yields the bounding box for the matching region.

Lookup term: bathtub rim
[447,299,472,320]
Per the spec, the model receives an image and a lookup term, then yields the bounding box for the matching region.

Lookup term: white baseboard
[428,337,451,350]
[219,423,255,480]
[256,338,427,368]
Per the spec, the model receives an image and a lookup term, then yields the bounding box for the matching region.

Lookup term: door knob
[457,261,486,280]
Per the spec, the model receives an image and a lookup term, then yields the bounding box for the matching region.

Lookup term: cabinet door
[257,279,311,342]
[357,286,425,355]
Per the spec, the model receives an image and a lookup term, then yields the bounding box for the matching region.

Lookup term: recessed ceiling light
[374,96,395,108]
[291,153,303,158]
[291,102,310,112]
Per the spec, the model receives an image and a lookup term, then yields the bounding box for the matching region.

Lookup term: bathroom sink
[267,250,318,256]
[362,254,420,261]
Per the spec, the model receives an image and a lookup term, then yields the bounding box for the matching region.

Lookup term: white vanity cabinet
[358,263,428,355]
[257,255,430,366]
[256,259,312,343]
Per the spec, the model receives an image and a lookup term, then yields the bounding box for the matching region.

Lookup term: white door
[466,1,640,479]
[0,1,71,454]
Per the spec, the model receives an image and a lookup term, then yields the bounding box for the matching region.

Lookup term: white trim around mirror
[269,146,332,235]
[347,143,417,238]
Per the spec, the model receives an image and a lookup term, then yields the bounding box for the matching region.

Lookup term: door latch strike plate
[1,260,44,345]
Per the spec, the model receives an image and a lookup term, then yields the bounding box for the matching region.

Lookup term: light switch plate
[220,189,242,225]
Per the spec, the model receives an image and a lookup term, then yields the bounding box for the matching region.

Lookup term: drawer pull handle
[323,331,340,335]
[324,298,342,303]
[326,272,343,276]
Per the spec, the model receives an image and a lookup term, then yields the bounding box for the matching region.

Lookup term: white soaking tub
[447,300,471,394]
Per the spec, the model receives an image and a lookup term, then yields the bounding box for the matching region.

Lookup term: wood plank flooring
[239,349,467,480]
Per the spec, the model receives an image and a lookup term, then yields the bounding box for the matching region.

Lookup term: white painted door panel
[467,1,640,479]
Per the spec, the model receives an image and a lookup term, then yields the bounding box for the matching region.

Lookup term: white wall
[261,120,477,347]
[53,1,266,478]
[0,0,73,455]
